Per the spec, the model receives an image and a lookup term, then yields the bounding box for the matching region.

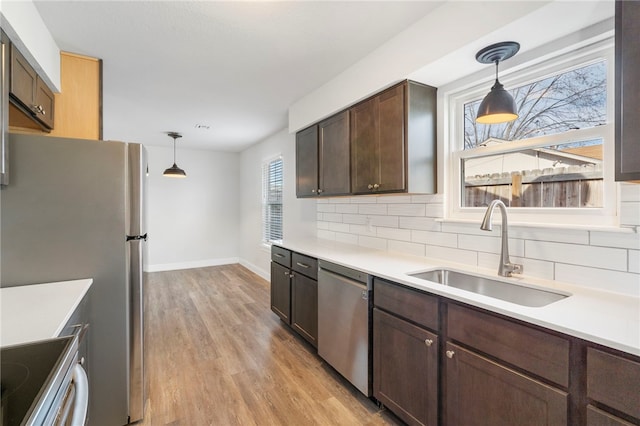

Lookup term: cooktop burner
[1,337,73,426]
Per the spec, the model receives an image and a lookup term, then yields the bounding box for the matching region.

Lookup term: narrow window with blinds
[262,157,283,244]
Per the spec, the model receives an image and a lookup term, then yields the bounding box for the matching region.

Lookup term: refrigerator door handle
[126,233,147,242]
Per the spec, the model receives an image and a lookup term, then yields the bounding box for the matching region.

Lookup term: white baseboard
[238,259,270,281]
[146,257,240,272]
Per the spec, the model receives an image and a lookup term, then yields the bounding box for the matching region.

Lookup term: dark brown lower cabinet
[445,342,568,426]
[587,406,635,426]
[373,308,438,426]
[291,272,317,347]
[270,261,291,322]
[586,347,640,424]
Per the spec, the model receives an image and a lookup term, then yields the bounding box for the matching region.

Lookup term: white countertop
[275,238,640,357]
[1,279,93,347]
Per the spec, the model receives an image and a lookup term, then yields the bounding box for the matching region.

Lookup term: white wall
[145,145,240,272]
[287,1,549,132]
[239,128,316,279]
[0,0,61,91]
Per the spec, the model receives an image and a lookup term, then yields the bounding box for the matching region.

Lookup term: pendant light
[475,41,520,125]
[163,132,187,178]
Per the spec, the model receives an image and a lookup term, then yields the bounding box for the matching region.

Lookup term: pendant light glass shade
[163,132,187,178]
[475,41,520,125]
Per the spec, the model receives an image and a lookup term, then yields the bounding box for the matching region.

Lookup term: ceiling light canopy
[163,132,187,178]
[475,41,520,125]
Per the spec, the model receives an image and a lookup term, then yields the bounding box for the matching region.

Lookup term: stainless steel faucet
[480,199,523,277]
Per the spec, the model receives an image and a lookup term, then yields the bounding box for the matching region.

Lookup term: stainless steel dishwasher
[317,260,371,396]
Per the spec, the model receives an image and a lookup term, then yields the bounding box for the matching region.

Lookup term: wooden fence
[464,165,603,208]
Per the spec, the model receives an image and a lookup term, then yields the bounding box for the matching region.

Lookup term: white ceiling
[33,1,444,151]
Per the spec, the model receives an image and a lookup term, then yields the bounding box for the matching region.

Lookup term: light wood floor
[139,264,401,426]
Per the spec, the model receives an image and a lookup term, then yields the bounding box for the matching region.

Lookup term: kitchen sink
[408,269,569,307]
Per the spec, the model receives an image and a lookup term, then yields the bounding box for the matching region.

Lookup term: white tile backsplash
[425,245,478,265]
[317,203,336,213]
[358,235,388,250]
[555,263,640,296]
[316,193,640,294]
[358,204,388,215]
[343,214,367,225]
[458,234,525,257]
[590,230,640,249]
[411,230,457,248]
[525,240,627,271]
[630,250,640,274]
[388,203,426,216]
[335,204,359,214]
[370,215,400,228]
[388,240,426,257]
[399,216,441,231]
[377,227,412,242]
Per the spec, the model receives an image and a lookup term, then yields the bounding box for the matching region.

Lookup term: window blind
[262,157,283,243]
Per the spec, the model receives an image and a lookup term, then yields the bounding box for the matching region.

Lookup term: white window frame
[446,38,617,227]
[262,155,283,245]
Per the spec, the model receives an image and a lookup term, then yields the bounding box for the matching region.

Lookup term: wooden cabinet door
[296,125,319,197]
[373,308,438,426]
[377,83,406,192]
[318,110,350,196]
[270,262,291,323]
[291,273,317,347]
[615,0,640,181]
[10,44,37,112]
[587,347,640,420]
[35,77,55,129]
[351,95,378,193]
[351,83,406,194]
[445,342,567,426]
[587,406,636,426]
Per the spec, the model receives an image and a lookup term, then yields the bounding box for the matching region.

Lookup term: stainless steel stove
[1,334,87,425]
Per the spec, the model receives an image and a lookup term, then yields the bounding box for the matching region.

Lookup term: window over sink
[447,37,617,226]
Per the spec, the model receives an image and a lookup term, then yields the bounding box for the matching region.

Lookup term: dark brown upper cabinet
[296,110,350,197]
[295,79,436,198]
[9,44,55,130]
[350,80,436,195]
[615,0,640,181]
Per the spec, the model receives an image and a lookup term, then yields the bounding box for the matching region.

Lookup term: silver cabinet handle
[361,290,368,300]
[296,262,310,269]
[425,339,433,347]
[368,184,373,189]
[373,183,380,189]
[274,253,285,258]
[311,189,316,193]
[446,350,455,359]
[317,189,323,193]
[283,271,289,276]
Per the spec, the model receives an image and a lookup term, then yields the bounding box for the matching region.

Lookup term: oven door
[53,363,89,426]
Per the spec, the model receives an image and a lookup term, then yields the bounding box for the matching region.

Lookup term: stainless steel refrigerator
[1,133,147,425]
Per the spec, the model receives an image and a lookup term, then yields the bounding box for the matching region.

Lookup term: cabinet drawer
[374,278,438,331]
[271,245,291,268]
[447,303,569,387]
[292,252,317,280]
[587,347,640,419]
